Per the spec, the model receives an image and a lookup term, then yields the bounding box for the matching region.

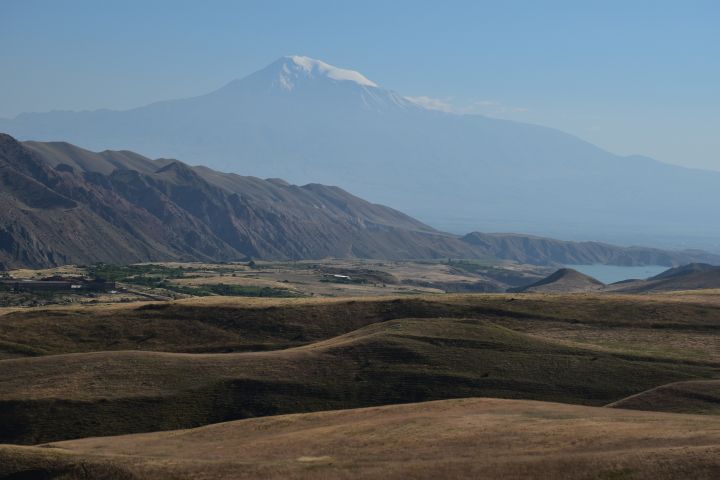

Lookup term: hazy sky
[2,0,718,170]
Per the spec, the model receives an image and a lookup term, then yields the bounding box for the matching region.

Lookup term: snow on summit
[276,55,379,90]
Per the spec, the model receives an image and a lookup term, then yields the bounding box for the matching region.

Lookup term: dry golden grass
[0,291,718,444]
[2,397,720,479]
[1,314,716,445]
[0,290,719,478]
[6,265,85,279]
[3,291,720,362]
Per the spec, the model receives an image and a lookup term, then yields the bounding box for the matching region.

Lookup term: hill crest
[512,268,605,293]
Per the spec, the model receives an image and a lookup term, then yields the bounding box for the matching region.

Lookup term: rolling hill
[607,263,720,293]
[2,398,720,480]
[510,268,605,293]
[3,56,720,249]
[2,293,719,444]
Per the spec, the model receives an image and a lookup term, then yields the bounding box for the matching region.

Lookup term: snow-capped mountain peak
[223,55,414,112]
[281,56,379,89]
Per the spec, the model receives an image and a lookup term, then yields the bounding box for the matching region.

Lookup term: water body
[565,264,669,284]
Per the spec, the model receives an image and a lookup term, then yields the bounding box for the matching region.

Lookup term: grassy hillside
[608,266,720,293]
[2,292,720,359]
[1,314,716,444]
[511,268,605,293]
[2,398,720,479]
[1,292,718,445]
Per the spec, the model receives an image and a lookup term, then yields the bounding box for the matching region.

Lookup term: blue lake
[564,264,669,284]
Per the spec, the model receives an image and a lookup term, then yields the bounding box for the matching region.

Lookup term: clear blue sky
[2,0,718,170]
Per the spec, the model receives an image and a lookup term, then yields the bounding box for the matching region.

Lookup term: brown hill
[511,268,604,293]
[607,263,720,293]
[2,398,720,480]
[2,293,718,444]
[650,263,719,280]
[3,293,720,359]
[1,133,484,268]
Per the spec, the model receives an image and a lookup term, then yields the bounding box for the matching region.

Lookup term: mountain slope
[1,315,714,444]
[2,134,719,269]
[0,133,485,268]
[3,56,720,248]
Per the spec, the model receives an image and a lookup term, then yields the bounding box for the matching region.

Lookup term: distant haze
[2,54,720,252]
[1,1,719,172]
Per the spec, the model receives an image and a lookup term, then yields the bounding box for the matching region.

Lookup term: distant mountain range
[2,55,720,250]
[1,133,719,270]
[459,232,718,267]
[0,133,482,268]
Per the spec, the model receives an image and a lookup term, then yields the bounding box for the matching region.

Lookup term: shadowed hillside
[2,293,719,444]
[3,293,720,358]
[609,379,720,415]
[0,133,483,268]
[607,263,720,293]
[2,398,720,480]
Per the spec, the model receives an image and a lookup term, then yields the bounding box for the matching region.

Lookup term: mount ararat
[2,56,719,250]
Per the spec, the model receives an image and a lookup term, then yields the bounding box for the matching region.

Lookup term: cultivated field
[1,259,549,308]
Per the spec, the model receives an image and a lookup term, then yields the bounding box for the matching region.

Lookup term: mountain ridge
[2,133,719,270]
[4,56,720,249]
[0,133,480,268]
[460,232,715,267]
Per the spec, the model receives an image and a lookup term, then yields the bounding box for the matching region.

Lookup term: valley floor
[0,259,549,308]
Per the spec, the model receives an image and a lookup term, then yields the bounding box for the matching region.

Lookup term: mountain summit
[3,56,720,250]
[214,55,413,112]
[264,56,379,90]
